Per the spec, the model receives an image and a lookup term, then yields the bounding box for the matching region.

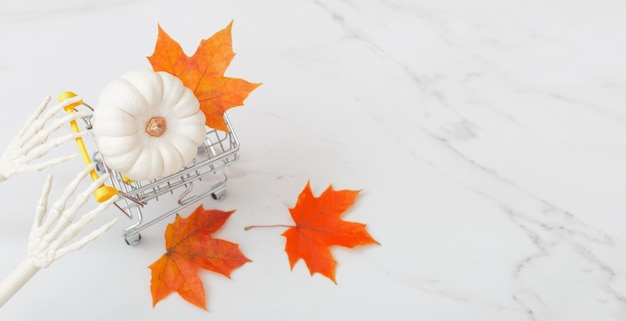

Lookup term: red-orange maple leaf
[147,22,260,132]
[282,182,378,283]
[149,205,250,310]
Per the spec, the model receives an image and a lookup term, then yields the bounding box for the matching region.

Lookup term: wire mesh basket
[68,94,239,245]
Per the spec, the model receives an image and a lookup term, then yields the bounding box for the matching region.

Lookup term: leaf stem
[244,224,294,231]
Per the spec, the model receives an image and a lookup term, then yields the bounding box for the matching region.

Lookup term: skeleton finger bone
[21,131,85,165]
[39,164,95,235]
[47,173,110,239]
[0,95,86,182]
[54,216,118,260]
[17,96,50,139]
[50,196,118,259]
[21,95,82,142]
[33,175,53,229]
[1,167,117,307]
[21,111,88,152]
[17,154,79,175]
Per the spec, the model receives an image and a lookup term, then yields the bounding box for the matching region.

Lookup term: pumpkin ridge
[118,77,152,114]
[165,93,201,119]
[154,147,165,178]
[176,112,206,125]
[175,135,202,165]
[156,140,185,176]
[157,70,166,104]
[157,71,186,102]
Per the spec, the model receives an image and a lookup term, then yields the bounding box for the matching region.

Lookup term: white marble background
[0,0,625,320]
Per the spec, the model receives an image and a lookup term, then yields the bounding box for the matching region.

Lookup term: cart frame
[78,110,239,245]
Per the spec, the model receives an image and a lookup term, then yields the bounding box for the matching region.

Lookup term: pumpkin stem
[146,117,167,137]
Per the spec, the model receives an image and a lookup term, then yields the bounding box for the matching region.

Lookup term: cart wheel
[125,233,141,246]
[211,189,227,200]
[94,159,105,174]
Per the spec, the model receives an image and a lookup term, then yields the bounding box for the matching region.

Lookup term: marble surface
[1,0,626,320]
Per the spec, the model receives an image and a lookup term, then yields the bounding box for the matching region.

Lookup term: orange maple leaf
[147,22,260,132]
[282,182,378,283]
[149,205,250,310]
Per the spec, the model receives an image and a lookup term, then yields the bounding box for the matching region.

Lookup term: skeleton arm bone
[0,164,118,307]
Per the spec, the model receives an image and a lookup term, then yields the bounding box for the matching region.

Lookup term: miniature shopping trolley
[60,91,240,245]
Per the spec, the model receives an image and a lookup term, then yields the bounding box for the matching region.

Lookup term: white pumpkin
[92,69,206,181]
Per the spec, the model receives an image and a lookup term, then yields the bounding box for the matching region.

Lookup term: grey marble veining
[0,0,625,320]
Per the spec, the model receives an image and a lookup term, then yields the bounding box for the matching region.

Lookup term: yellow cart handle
[58,91,118,202]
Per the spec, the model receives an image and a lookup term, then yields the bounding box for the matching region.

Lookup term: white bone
[0,165,118,307]
[0,259,39,308]
[0,96,87,181]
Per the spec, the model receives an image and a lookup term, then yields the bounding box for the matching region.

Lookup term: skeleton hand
[0,164,118,307]
[0,96,87,182]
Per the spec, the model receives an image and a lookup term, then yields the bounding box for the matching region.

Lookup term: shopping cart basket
[61,92,239,245]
